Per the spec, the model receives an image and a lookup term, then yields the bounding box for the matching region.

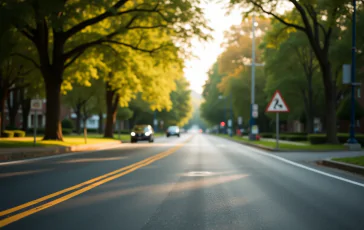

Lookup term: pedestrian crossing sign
[266,90,289,113]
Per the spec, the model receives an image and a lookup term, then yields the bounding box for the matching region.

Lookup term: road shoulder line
[210,134,364,188]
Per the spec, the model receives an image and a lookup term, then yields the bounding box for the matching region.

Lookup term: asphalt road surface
[1,134,364,230]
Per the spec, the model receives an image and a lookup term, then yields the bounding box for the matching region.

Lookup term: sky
[184,1,242,94]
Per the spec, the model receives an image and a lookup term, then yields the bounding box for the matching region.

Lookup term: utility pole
[348,0,358,144]
[249,15,257,140]
[230,92,233,137]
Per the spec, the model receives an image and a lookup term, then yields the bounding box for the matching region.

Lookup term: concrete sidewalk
[241,136,307,146]
[260,138,308,145]
[0,141,122,162]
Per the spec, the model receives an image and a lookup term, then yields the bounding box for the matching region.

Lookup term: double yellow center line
[0,138,190,228]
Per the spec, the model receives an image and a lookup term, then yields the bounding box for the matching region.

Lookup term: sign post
[31,99,42,146]
[276,113,279,149]
[265,90,289,150]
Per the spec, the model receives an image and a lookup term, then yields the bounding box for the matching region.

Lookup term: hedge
[62,128,72,135]
[282,132,308,136]
[86,128,98,133]
[272,134,308,141]
[308,133,364,145]
[260,133,274,138]
[1,130,14,138]
[62,119,74,129]
[113,129,131,134]
[27,128,45,134]
[260,132,307,139]
[13,130,26,137]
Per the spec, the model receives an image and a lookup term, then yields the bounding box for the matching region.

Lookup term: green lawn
[0,132,165,148]
[0,134,122,148]
[216,134,347,151]
[333,156,364,167]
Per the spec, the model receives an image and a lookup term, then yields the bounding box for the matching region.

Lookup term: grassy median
[333,156,364,167]
[216,134,347,151]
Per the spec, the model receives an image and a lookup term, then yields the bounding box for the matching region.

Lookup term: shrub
[260,133,274,138]
[337,133,364,145]
[113,129,131,134]
[13,130,26,137]
[5,125,18,131]
[62,119,74,129]
[2,130,14,138]
[27,128,45,134]
[273,134,308,141]
[62,128,72,135]
[282,132,307,136]
[308,134,327,144]
[307,133,364,145]
[285,135,307,141]
[87,128,98,133]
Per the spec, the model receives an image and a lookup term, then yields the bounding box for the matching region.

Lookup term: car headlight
[131,132,136,136]
[145,131,151,136]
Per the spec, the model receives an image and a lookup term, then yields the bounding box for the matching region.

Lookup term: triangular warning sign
[265,90,289,112]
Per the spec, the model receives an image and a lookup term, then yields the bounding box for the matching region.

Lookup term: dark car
[166,126,180,137]
[130,125,154,143]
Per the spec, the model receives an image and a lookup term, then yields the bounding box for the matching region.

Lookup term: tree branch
[63,31,120,60]
[9,83,30,92]
[250,1,306,31]
[127,25,168,30]
[303,4,320,45]
[65,3,169,40]
[104,40,168,53]
[64,0,128,39]
[11,53,40,69]
[64,50,86,69]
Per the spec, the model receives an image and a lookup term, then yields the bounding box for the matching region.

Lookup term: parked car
[130,125,154,143]
[166,126,180,137]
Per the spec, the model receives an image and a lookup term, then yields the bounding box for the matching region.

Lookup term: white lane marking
[216,137,364,188]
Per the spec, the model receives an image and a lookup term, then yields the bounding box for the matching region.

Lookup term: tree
[228,0,351,143]
[337,96,364,121]
[215,17,271,131]
[0,56,35,134]
[63,79,102,134]
[157,77,192,128]
[4,0,210,140]
[128,94,154,128]
[262,21,323,133]
[100,43,185,137]
[200,62,227,126]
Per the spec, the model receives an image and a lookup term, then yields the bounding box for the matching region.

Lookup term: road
[1,134,364,229]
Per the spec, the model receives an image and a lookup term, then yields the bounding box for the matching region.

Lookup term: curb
[0,141,122,162]
[318,159,364,176]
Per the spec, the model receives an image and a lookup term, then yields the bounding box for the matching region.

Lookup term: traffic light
[220,121,226,127]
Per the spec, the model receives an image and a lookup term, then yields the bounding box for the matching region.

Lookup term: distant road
[1,134,364,230]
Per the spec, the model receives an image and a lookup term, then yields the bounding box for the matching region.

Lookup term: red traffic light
[220,121,226,127]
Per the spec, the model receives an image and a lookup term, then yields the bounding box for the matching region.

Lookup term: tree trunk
[98,112,103,134]
[322,64,338,143]
[20,88,31,131]
[7,89,21,129]
[43,78,63,140]
[302,90,312,134]
[21,99,31,132]
[0,89,8,135]
[75,105,82,135]
[306,89,314,134]
[104,81,119,138]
